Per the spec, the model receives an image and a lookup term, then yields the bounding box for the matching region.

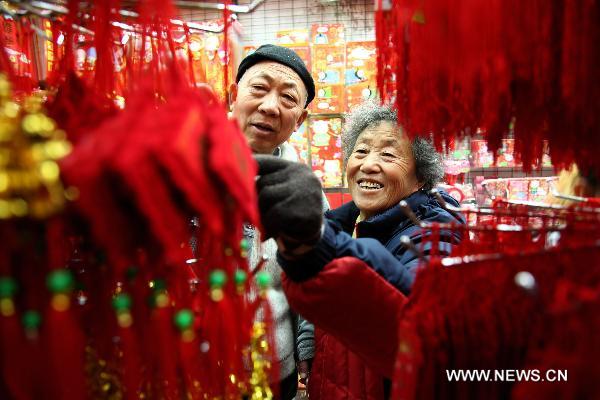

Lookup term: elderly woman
[255,101,464,399]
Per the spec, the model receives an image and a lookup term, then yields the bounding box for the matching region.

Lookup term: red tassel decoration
[1,0,267,397]
[198,267,245,396]
[376,0,600,175]
[112,292,144,400]
[174,308,203,397]
[0,275,30,400]
[44,268,87,399]
[149,283,181,399]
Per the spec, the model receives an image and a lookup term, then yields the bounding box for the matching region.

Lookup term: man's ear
[229,83,238,108]
[295,108,308,131]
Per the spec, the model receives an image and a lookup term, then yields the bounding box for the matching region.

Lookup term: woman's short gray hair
[342,101,444,191]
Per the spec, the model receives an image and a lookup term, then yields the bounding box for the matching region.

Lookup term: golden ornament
[0,73,72,220]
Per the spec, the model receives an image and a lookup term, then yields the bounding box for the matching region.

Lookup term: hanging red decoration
[391,200,600,400]
[376,0,600,176]
[0,0,275,397]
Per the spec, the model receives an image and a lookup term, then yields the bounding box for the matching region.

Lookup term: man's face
[231,61,308,154]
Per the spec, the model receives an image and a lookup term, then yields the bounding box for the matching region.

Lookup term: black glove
[255,155,323,245]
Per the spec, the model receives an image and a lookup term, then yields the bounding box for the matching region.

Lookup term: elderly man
[230,44,322,399]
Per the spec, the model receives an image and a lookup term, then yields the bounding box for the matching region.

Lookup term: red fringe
[199,289,244,396]
[1,0,264,397]
[178,334,203,396]
[393,234,600,399]
[376,0,600,175]
[0,314,29,399]
[117,320,144,400]
[151,304,181,399]
[44,304,87,399]
[92,0,118,97]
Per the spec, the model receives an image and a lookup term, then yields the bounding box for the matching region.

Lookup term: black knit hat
[236,44,315,107]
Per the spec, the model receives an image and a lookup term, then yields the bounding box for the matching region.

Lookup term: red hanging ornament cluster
[0,0,278,398]
[392,200,600,400]
[375,0,600,175]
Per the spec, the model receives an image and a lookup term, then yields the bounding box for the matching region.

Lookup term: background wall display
[470,139,495,169]
[481,177,557,205]
[203,33,229,99]
[311,23,345,45]
[277,28,310,46]
[310,39,346,114]
[309,117,343,188]
[288,121,309,164]
[345,41,377,111]
[181,0,375,45]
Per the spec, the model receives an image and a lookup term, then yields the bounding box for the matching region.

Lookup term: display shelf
[460,166,555,184]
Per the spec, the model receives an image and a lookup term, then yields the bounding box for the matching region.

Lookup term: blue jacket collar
[326,190,463,241]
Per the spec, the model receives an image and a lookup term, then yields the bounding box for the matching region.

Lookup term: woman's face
[346,121,422,219]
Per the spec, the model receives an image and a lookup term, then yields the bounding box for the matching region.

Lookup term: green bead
[209,269,227,288]
[240,238,250,251]
[0,277,17,298]
[112,293,132,312]
[234,269,247,285]
[46,269,74,293]
[22,310,41,329]
[256,271,271,289]
[173,309,194,331]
